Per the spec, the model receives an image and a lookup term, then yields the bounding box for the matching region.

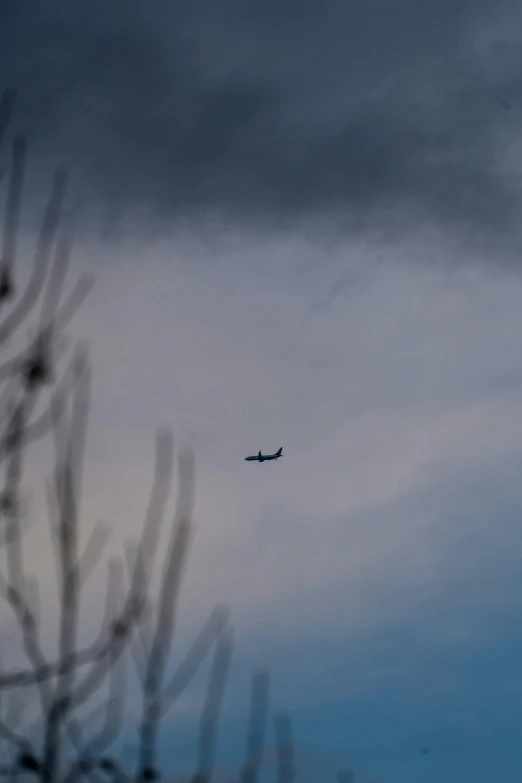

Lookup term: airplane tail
[277,447,283,457]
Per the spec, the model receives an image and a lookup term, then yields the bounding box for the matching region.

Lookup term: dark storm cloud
[1,0,521,233]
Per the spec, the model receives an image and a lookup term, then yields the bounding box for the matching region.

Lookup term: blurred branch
[0,640,118,690]
[274,713,295,783]
[136,450,195,780]
[67,433,181,718]
[0,87,250,783]
[240,670,270,783]
[0,133,26,303]
[0,557,52,715]
[0,270,93,394]
[160,605,231,719]
[75,521,112,588]
[0,718,33,755]
[191,626,234,783]
[63,564,127,783]
[0,166,67,348]
[41,402,85,782]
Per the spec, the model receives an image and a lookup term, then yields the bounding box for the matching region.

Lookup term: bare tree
[0,91,234,782]
[0,88,365,783]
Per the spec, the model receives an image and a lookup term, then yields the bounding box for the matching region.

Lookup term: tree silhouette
[0,87,364,783]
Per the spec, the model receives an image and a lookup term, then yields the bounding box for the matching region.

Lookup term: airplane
[245,447,283,463]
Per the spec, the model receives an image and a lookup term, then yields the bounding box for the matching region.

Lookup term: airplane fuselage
[245,448,283,462]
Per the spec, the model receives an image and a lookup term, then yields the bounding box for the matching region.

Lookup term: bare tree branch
[42,455,82,781]
[0,88,272,783]
[0,641,116,690]
[191,626,234,783]
[63,565,127,783]
[0,557,52,716]
[75,522,112,589]
[68,431,179,718]
[160,605,231,719]
[0,133,26,303]
[274,713,295,783]
[0,166,67,348]
[136,449,195,780]
[240,670,270,783]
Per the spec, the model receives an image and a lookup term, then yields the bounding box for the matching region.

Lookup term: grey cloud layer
[1,0,522,234]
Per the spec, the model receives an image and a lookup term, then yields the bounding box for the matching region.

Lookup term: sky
[3,0,522,781]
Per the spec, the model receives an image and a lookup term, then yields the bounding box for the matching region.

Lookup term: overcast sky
[3,1,522,781]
